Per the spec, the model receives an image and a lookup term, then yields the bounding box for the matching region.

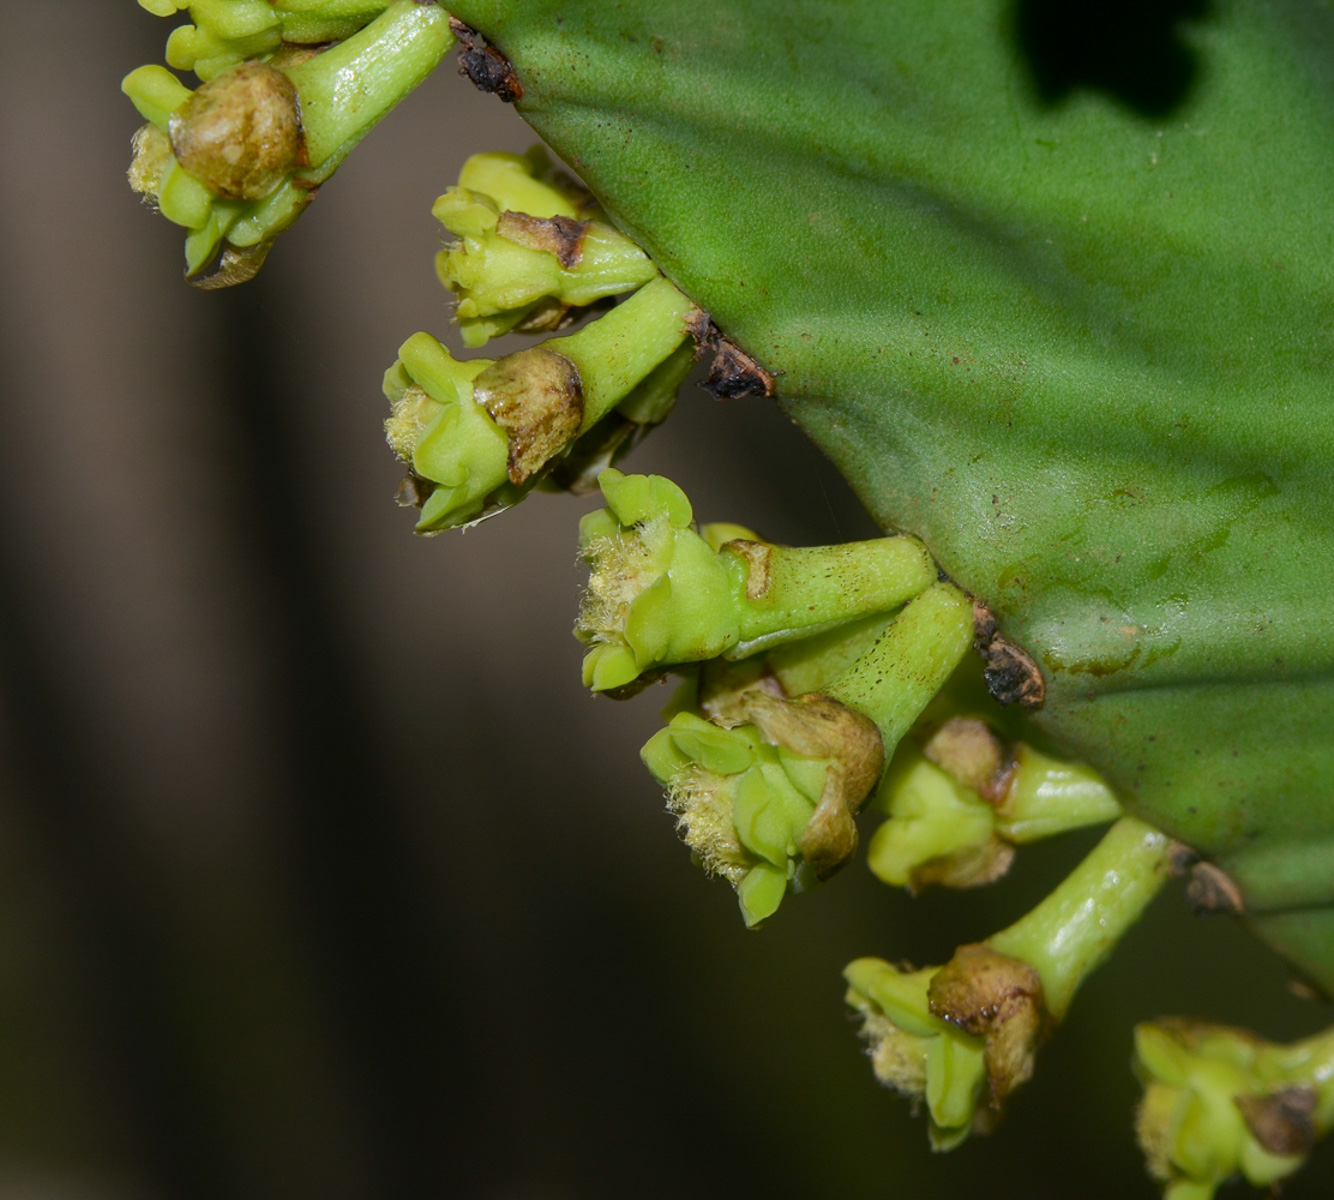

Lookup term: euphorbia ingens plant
[123,2,1334,1195]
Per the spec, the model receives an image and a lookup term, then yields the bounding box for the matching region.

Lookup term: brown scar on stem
[1236,1086,1318,1157]
[472,347,583,484]
[1185,860,1245,915]
[449,17,524,102]
[495,211,590,269]
[927,944,1048,1107]
[972,600,1046,710]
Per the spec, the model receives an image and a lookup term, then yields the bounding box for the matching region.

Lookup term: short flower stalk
[866,718,1122,892]
[124,1,454,279]
[847,816,1173,1147]
[1134,1018,1334,1200]
[640,582,974,925]
[386,277,700,531]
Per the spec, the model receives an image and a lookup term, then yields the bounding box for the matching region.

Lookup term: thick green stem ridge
[577,471,936,691]
[124,1,453,278]
[1134,1018,1334,1199]
[988,816,1172,1020]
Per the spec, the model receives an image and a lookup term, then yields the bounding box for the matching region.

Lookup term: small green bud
[866,718,1122,892]
[126,1,453,280]
[145,1,395,82]
[577,470,936,691]
[1134,1018,1334,1199]
[866,744,1011,891]
[434,151,657,347]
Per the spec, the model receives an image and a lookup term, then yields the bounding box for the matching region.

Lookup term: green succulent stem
[988,816,1172,1020]
[282,4,455,173]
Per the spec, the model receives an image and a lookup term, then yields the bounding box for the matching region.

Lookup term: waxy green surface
[446,0,1334,984]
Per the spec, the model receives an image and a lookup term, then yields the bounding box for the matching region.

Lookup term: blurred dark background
[0,4,1327,1198]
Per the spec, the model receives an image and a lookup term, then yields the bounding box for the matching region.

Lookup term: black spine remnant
[449,18,524,102]
[689,317,777,400]
[972,600,1046,710]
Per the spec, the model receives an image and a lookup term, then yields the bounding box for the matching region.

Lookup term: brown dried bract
[189,237,280,289]
[495,211,589,268]
[910,838,1016,893]
[928,944,1048,1107]
[1236,1086,1318,1157]
[685,309,717,354]
[170,61,305,201]
[472,347,584,484]
[972,600,1045,709]
[701,338,777,400]
[394,472,429,510]
[720,538,772,600]
[449,18,524,102]
[923,716,1013,802]
[1185,861,1245,915]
